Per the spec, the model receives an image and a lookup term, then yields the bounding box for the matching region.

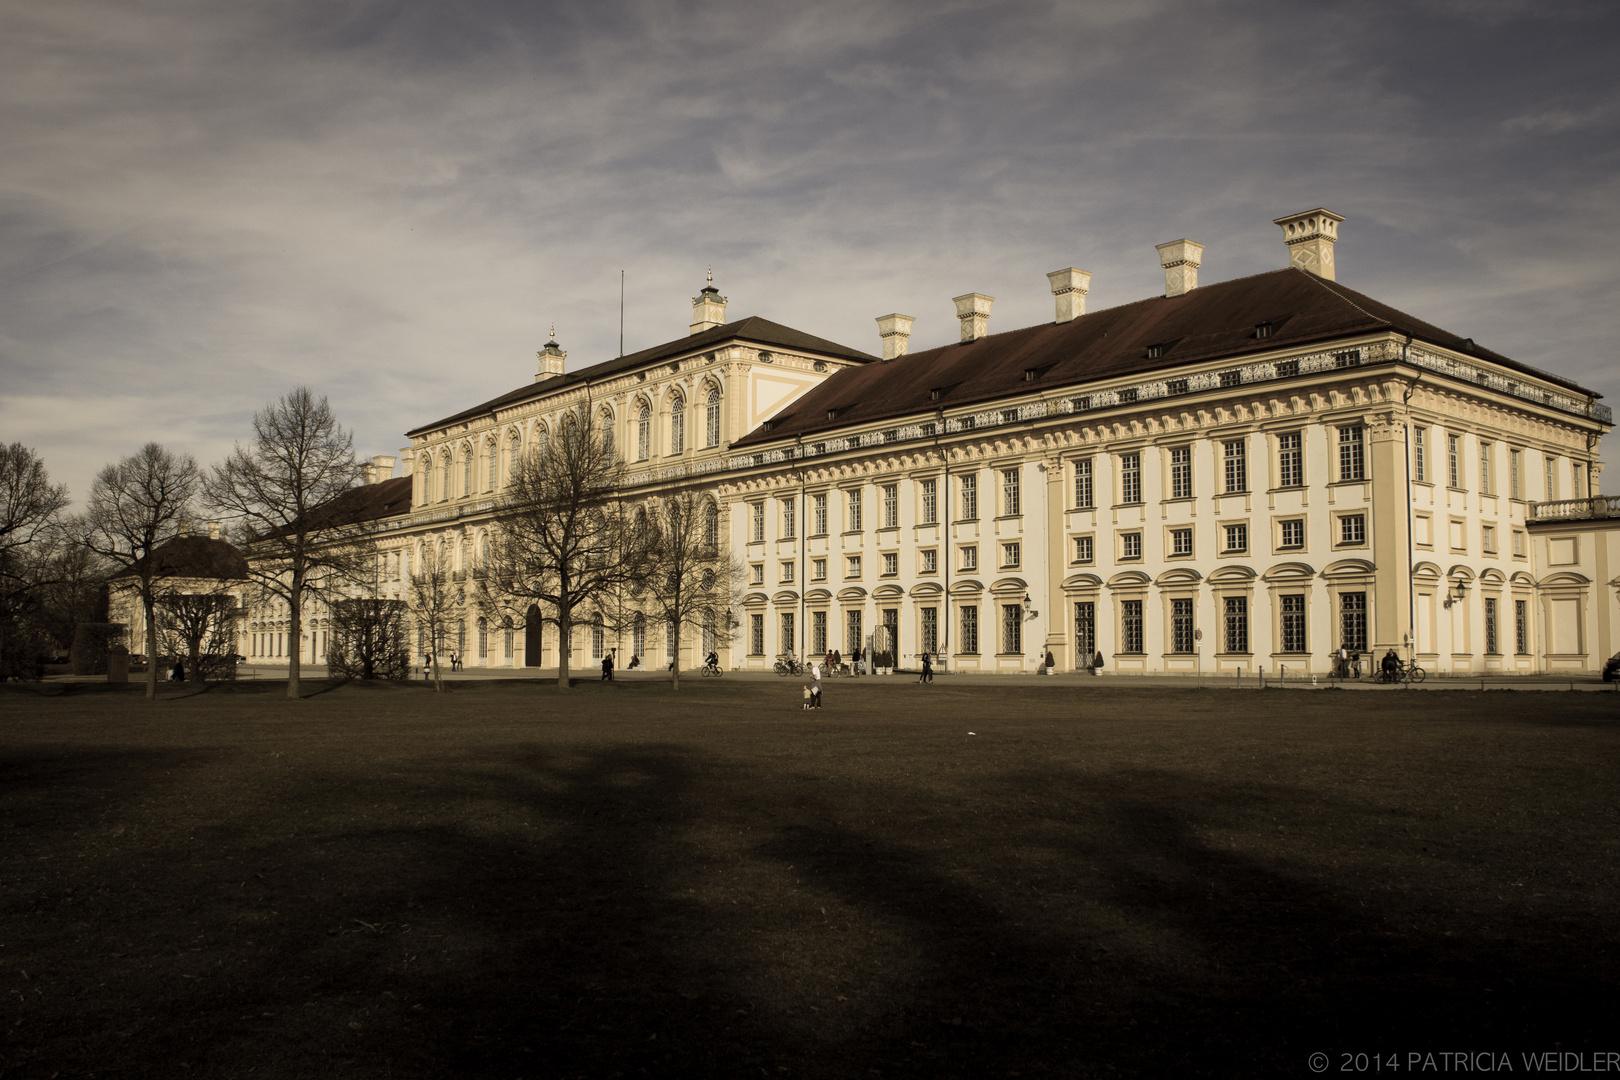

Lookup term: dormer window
[1255,322,1277,339]
[930,388,944,401]
[1023,369,1037,382]
[1145,342,1172,360]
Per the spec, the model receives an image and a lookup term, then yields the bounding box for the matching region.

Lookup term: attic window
[1255,323,1277,339]
[930,388,944,401]
[1167,378,1189,396]
[1334,349,1362,369]
[813,360,827,372]
[1023,369,1037,382]
[1118,387,1139,404]
[762,419,778,432]
[1276,359,1300,378]
[959,416,976,431]
[1219,369,1242,388]
[825,406,849,422]
[758,351,774,363]
[1071,395,1093,412]
[1001,409,1019,425]
[921,422,937,437]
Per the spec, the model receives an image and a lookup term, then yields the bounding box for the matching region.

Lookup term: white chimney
[876,313,916,361]
[952,293,994,343]
[690,268,727,335]
[399,447,415,477]
[536,324,567,382]
[1273,207,1344,280]
[208,521,222,541]
[362,455,397,485]
[1046,268,1092,323]
[1156,239,1204,298]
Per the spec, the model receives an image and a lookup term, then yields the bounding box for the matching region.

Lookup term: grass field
[1,679,1616,1079]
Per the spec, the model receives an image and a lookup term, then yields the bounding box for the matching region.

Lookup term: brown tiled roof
[113,536,249,581]
[283,476,414,534]
[732,268,1597,449]
[407,316,877,438]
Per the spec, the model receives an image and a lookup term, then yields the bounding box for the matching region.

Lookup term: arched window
[705,388,721,447]
[637,403,651,461]
[531,426,547,466]
[440,453,453,502]
[486,441,497,491]
[461,447,472,498]
[599,411,615,462]
[477,617,488,659]
[633,612,646,658]
[704,502,720,549]
[418,455,432,503]
[670,393,685,454]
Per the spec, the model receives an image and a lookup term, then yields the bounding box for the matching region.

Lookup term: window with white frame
[1002,469,1021,516]
[1339,514,1366,545]
[1509,448,1521,498]
[1479,441,1493,495]
[781,497,796,539]
[1413,427,1427,482]
[1073,458,1093,509]
[1223,440,1247,493]
[1279,518,1305,548]
[750,502,764,543]
[1223,523,1247,553]
[812,558,826,581]
[1278,431,1303,488]
[705,389,721,447]
[1223,595,1249,653]
[1073,536,1093,564]
[960,473,979,520]
[780,561,794,584]
[1574,461,1586,497]
[1170,528,1193,556]
[921,549,938,573]
[882,552,898,576]
[812,493,828,535]
[1340,425,1366,481]
[1121,532,1142,560]
[749,563,764,585]
[1482,524,1497,554]
[1171,598,1194,653]
[1120,453,1142,504]
[1545,456,1557,500]
[1001,542,1020,568]
[1170,446,1192,499]
[637,404,651,460]
[1447,433,1461,488]
[847,488,863,531]
[961,545,978,571]
[1280,594,1306,652]
[847,555,862,577]
[669,395,684,454]
[882,484,898,528]
[920,478,937,524]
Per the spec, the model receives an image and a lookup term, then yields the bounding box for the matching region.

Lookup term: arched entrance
[524,604,544,667]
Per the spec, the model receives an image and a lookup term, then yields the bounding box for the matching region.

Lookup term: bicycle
[701,660,723,677]
[1377,659,1427,684]
[774,655,803,676]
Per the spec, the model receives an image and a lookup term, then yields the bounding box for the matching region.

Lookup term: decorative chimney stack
[1046,268,1092,323]
[208,521,222,541]
[536,324,567,382]
[690,268,727,335]
[362,455,397,485]
[876,313,916,361]
[1156,239,1204,298]
[952,293,994,343]
[1273,207,1344,280]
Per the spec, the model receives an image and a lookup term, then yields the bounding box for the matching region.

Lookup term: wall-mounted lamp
[1442,582,1468,609]
[1023,591,1039,620]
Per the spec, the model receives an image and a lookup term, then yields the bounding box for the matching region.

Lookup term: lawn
[1,679,1616,1079]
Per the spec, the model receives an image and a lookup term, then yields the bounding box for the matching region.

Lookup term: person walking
[601,650,614,682]
[810,670,822,709]
[918,652,933,684]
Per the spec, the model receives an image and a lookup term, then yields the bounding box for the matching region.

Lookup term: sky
[4,0,1619,507]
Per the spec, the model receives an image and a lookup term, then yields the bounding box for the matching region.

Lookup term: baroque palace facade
[243,208,1619,677]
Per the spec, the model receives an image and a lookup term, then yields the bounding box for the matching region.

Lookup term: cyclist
[1380,649,1400,683]
[705,650,719,674]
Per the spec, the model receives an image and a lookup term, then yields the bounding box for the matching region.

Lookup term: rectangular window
[1002,604,1023,654]
[1224,440,1247,493]
[1340,592,1367,652]
[1509,449,1521,499]
[1340,426,1366,481]
[1170,528,1193,556]
[961,545,978,571]
[1479,442,1493,495]
[1002,542,1021,568]
[846,555,861,578]
[1515,599,1528,654]
[1224,523,1247,553]
[1119,532,1142,560]
[780,612,795,654]
[1120,453,1142,504]
[1073,459,1093,509]
[1223,596,1249,653]
[1574,461,1585,497]
[921,549,937,573]
[1002,469,1021,516]
[1339,514,1366,545]
[1512,529,1526,557]
[812,610,827,656]
[1170,446,1192,499]
[882,552,898,576]
[750,502,764,543]
[750,563,764,585]
[1447,434,1461,488]
[812,558,827,581]
[1485,597,1499,654]
[1482,524,1497,554]
[846,609,863,655]
[1280,519,1304,548]
[920,607,938,655]
[960,605,978,654]
[848,488,863,531]
[813,493,828,535]
[1171,598,1194,653]
[780,561,794,583]
[1219,369,1241,388]
[781,498,796,539]
[1413,427,1427,482]
[960,473,979,520]
[1278,432,1303,488]
[1121,599,1144,654]
[1074,536,1093,563]
[1281,594,1307,653]
[1545,457,1557,501]
[750,613,764,655]
[882,484,898,528]
[1074,602,1095,666]
[920,478,937,524]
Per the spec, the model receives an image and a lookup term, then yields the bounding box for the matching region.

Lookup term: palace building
[243,208,1620,677]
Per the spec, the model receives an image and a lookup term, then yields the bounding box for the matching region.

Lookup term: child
[802,685,812,710]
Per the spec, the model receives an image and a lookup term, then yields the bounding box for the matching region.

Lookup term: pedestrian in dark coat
[918,653,933,683]
[602,651,614,681]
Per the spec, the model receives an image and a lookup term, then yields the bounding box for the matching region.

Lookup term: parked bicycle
[1377,659,1426,684]
[774,655,804,676]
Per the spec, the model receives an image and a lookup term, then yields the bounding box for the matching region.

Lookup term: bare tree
[204,387,369,699]
[639,491,738,689]
[408,540,463,692]
[156,591,239,681]
[0,443,73,677]
[478,406,653,689]
[81,443,200,699]
[327,598,412,681]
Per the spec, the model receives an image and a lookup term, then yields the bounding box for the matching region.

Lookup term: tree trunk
[556,612,571,689]
[433,654,443,693]
[670,623,681,690]
[287,581,301,699]
[143,591,158,700]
